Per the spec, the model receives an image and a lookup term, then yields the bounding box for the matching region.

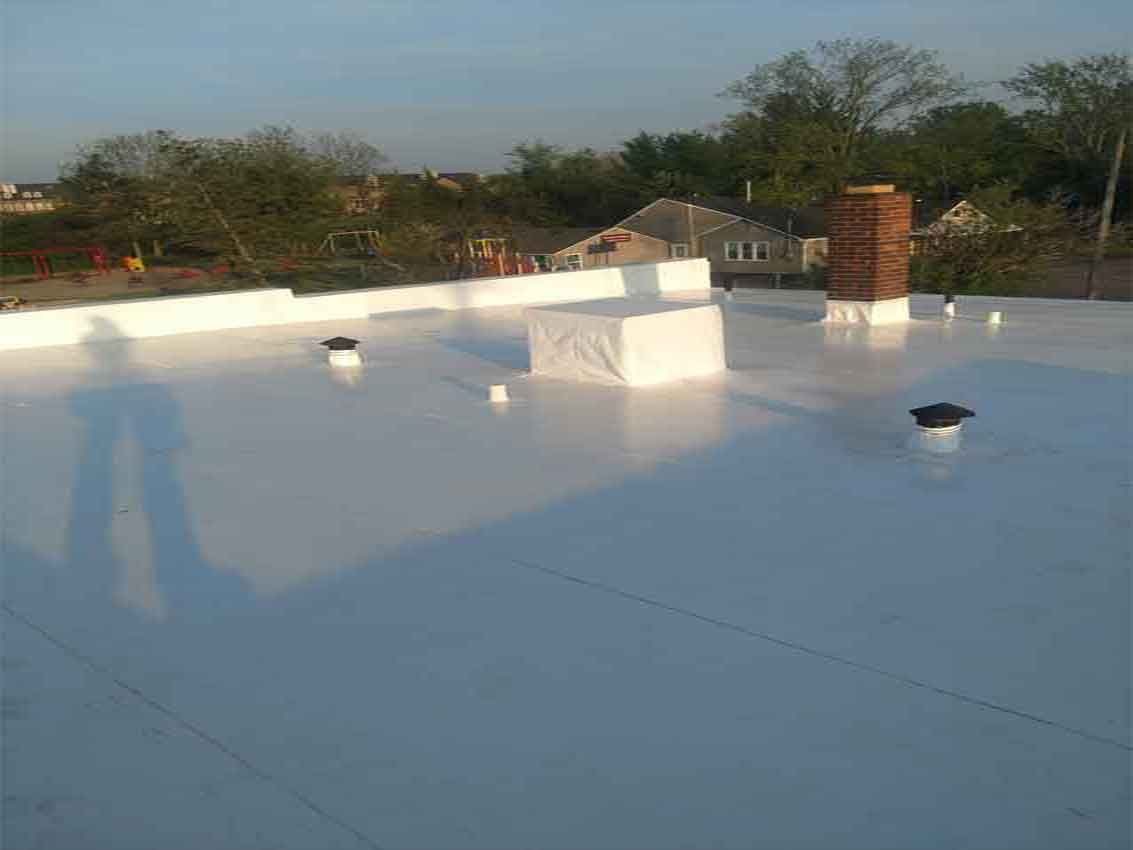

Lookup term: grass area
[0,254,98,277]
[0,253,459,309]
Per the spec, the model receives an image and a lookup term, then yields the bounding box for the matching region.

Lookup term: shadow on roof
[58,317,251,623]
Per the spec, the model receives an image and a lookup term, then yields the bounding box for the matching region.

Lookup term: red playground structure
[0,245,112,279]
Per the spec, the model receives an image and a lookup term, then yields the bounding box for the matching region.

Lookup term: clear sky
[2,0,1129,180]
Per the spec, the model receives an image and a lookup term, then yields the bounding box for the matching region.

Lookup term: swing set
[317,230,382,256]
[0,245,111,279]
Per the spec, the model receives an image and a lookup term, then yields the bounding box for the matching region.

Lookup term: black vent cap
[910,402,975,429]
[320,336,359,351]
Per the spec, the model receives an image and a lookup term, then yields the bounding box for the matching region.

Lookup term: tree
[722,38,967,194]
[489,142,565,225]
[1004,53,1131,211]
[1004,54,1132,166]
[492,142,640,226]
[910,185,1088,295]
[59,130,178,257]
[720,110,845,205]
[157,128,342,281]
[620,131,733,196]
[60,126,356,271]
[890,102,1032,199]
[304,129,387,177]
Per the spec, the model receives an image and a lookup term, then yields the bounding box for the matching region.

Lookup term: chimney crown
[844,184,896,195]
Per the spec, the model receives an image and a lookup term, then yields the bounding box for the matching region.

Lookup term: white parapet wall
[0,258,709,352]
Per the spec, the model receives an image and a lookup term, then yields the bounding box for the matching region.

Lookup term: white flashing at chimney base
[823,297,909,326]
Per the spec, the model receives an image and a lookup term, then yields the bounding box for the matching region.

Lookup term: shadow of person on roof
[65,317,249,622]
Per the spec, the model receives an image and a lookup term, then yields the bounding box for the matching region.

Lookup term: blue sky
[2,0,1129,180]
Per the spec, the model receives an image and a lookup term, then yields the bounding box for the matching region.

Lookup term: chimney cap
[844,184,896,195]
[320,336,360,351]
[909,403,975,429]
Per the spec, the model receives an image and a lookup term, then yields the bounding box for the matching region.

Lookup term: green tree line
[6,41,1129,292]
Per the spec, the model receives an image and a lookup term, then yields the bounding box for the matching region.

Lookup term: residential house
[333,171,482,215]
[616,197,829,284]
[0,182,61,215]
[511,198,829,282]
[332,174,384,215]
[512,226,670,272]
[910,198,1016,254]
[913,199,991,235]
[430,172,482,191]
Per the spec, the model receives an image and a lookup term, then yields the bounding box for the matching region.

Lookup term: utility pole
[1086,126,1127,300]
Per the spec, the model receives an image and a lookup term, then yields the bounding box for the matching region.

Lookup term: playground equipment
[318,230,381,256]
[466,238,529,276]
[467,238,509,260]
[0,245,111,280]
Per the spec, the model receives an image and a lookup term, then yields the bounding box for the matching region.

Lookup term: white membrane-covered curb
[526,299,726,386]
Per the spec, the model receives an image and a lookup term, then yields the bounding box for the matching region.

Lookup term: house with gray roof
[511,198,830,282]
[511,225,671,272]
[615,197,829,284]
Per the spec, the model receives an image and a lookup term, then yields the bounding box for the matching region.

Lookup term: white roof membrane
[1,289,1129,849]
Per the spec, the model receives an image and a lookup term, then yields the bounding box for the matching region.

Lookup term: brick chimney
[824,184,912,325]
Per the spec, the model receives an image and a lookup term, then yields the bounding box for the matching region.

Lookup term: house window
[564,253,584,271]
[530,254,553,272]
[670,243,689,258]
[725,241,770,261]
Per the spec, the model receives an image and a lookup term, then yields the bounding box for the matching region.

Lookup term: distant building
[333,171,482,215]
[512,198,829,283]
[912,199,991,236]
[620,198,829,283]
[0,182,61,215]
[512,226,663,272]
[910,199,1018,254]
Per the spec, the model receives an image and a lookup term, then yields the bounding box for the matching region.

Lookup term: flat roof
[530,296,717,318]
[2,289,1130,849]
